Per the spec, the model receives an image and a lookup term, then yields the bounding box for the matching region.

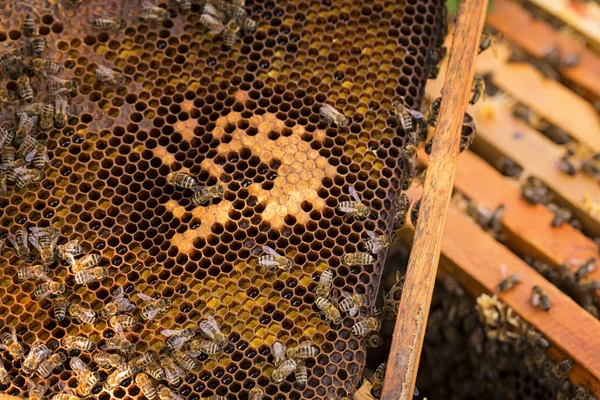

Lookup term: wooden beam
[487,0,600,99]
[380,0,488,398]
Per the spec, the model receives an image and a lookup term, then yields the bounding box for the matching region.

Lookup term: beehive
[0,0,445,398]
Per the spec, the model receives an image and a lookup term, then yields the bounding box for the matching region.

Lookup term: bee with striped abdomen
[249,388,264,400]
[363,231,394,254]
[17,264,49,281]
[101,286,135,318]
[55,240,83,265]
[169,349,197,371]
[315,296,341,325]
[22,341,51,375]
[159,355,185,386]
[105,363,137,389]
[52,381,80,400]
[351,310,382,337]
[188,339,221,356]
[70,356,98,396]
[17,76,33,102]
[48,76,78,97]
[1,146,15,164]
[136,372,158,400]
[53,297,68,321]
[314,268,333,299]
[371,362,386,399]
[95,65,126,85]
[31,34,46,57]
[62,336,95,351]
[138,1,170,22]
[191,184,224,206]
[161,328,195,351]
[37,352,66,378]
[7,228,31,261]
[29,227,60,267]
[101,335,134,354]
[257,245,293,272]
[393,192,410,229]
[70,253,101,273]
[295,360,307,387]
[552,359,574,379]
[341,252,375,267]
[74,266,108,284]
[575,258,596,281]
[109,315,137,336]
[14,167,43,189]
[338,186,373,221]
[0,361,13,385]
[223,20,240,49]
[286,340,319,359]
[338,291,365,316]
[157,384,183,400]
[34,281,66,299]
[92,17,125,30]
[144,362,165,380]
[167,171,198,189]
[0,328,25,359]
[93,351,125,368]
[319,103,348,127]
[470,74,486,105]
[531,286,551,311]
[389,102,424,134]
[137,293,170,320]
[272,358,296,383]
[54,95,68,128]
[69,303,97,324]
[128,352,155,369]
[31,58,61,76]
[26,141,50,170]
[26,377,47,400]
[23,15,36,37]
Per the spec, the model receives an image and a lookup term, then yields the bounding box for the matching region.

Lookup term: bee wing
[7,233,19,249]
[42,151,50,162]
[531,292,540,307]
[51,229,60,247]
[206,315,221,332]
[186,350,201,357]
[348,306,359,317]
[161,329,181,337]
[366,230,377,240]
[137,293,155,302]
[141,0,158,8]
[262,245,279,257]
[406,108,425,120]
[500,264,507,279]
[38,272,52,282]
[114,324,124,337]
[371,242,381,254]
[47,75,67,83]
[28,235,43,253]
[112,286,123,298]
[146,308,161,320]
[271,341,286,357]
[25,148,36,163]
[348,186,361,202]
[341,290,352,299]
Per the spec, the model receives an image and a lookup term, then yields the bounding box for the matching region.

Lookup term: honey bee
[479,28,500,55]
[69,303,97,324]
[136,372,158,400]
[495,157,523,178]
[93,351,125,368]
[203,2,226,20]
[575,258,596,281]
[157,384,184,400]
[174,0,191,14]
[70,357,98,396]
[295,360,307,387]
[548,203,571,227]
[238,17,258,34]
[338,186,372,221]
[286,340,319,359]
[25,141,49,170]
[162,328,195,351]
[31,58,61,76]
[70,253,101,273]
[102,335,135,354]
[338,291,365,316]
[105,363,137,389]
[167,171,198,190]
[101,286,135,318]
[0,361,12,385]
[470,75,485,105]
[137,293,170,320]
[109,315,137,336]
[270,341,286,367]
[0,328,25,359]
[52,382,80,400]
[62,335,95,351]
[498,265,521,292]
[199,13,225,35]
[314,268,333,298]
[34,281,66,299]
[0,171,5,196]
[16,135,37,161]
[138,1,171,22]
[74,266,108,284]
[2,159,27,185]
[170,349,197,371]
[393,192,410,229]
[552,359,574,379]
[29,227,60,267]
[341,252,375,267]
[128,352,156,369]
[92,17,125,30]
[22,341,51,375]
[159,355,185,386]
[17,264,50,281]
[351,314,382,337]
[389,102,425,134]
[37,352,66,378]
[363,231,394,254]
[272,358,297,383]
[524,329,550,350]
[521,176,551,205]
[427,46,447,79]
[371,362,386,399]
[531,286,551,311]
[17,76,34,102]
[579,279,600,291]
[7,228,31,261]
[14,167,43,189]
[319,103,348,127]
[557,153,577,176]
[188,339,221,356]
[23,14,36,37]
[248,388,264,400]
[48,77,78,96]
[55,240,83,265]
[382,271,405,321]
[54,95,68,128]
[37,102,54,131]
[31,34,46,57]
[145,362,165,380]
[0,125,14,149]
[223,20,240,49]
[410,197,422,226]
[191,184,224,206]
[26,377,47,400]
[315,296,341,325]
[199,315,228,346]
[95,65,126,85]
[1,146,15,164]
[257,245,293,272]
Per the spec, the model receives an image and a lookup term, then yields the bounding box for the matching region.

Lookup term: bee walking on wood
[191,184,224,206]
[257,245,293,272]
[319,103,348,127]
[371,362,386,399]
[338,186,373,221]
[498,265,521,292]
[552,359,574,379]
[470,75,486,105]
[314,268,333,298]
[531,286,551,311]
[137,293,170,320]
[574,258,596,281]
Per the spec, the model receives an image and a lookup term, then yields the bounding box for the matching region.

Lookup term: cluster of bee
[556,143,600,182]
[167,170,225,206]
[198,0,258,49]
[451,192,506,241]
[268,340,319,386]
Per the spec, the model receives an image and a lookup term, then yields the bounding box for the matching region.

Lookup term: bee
[17,135,37,161]
[54,95,68,128]
[427,46,447,79]
[38,102,54,131]
[62,335,95,351]
[26,141,50,170]
[74,266,108,284]
[23,14,36,37]
[338,186,372,221]
[410,197,422,226]
[498,265,521,292]
[548,203,571,227]
[70,357,98,396]
[531,286,551,311]
[341,252,375,267]
[295,360,307,387]
[199,13,225,35]
[157,384,184,400]
[136,372,158,400]
[102,335,135,354]
[101,286,135,318]
[105,363,137,389]
[26,377,47,400]
[314,268,333,298]
[167,171,198,190]
[0,171,5,196]
[109,315,137,336]
[1,146,15,164]
[382,271,405,321]
[363,231,394,254]
[198,315,228,346]
[579,279,600,291]
[0,328,25,359]
[524,329,550,350]
[34,281,66,299]
[0,125,15,149]
[338,291,365,316]
[315,296,341,325]
[22,341,51,375]
[272,358,297,383]
[95,65,126,85]
[351,314,382,337]
[257,245,293,272]
[93,351,125,368]
[92,17,125,30]
[17,76,34,102]
[70,253,101,273]
[137,293,170,320]
[170,349,197,371]
[479,28,500,54]
[270,341,286,367]
[48,77,78,96]
[128,352,156,369]
[17,264,50,281]
[238,17,258,34]
[69,303,97,324]
[557,153,577,176]
[161,328,195,351]
[14,167,43,189]
[37,352,66,378]
[0,361,12,385]
[55,240,83,265]
[496,157,523,178]
[389,102,425,134]
[31,35,46,57]
[159,355,185,386]
[575,258,596,281]
[319,103,348,127]
[29,227,60,267]
[191,184,224,206]
[145,362,165,380]
[393,192,410,229]
[427,98,441,127]
[470,75,485,105]
[223,20,240,49]
[371,362,386,399]
[552,359,574,379]
[188,339,221,356]
[3,159,27,185]
[286,340,319,359]
[52,382,80,400]
[249,388,264,400]
[139,2,171,21]
[175,0,191,14]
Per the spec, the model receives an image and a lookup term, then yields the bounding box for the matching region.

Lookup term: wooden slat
[487,0,600,99]
[525,0,600,49]
[381,0,488,398]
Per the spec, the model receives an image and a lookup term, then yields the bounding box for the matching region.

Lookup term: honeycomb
[0,0,445,398]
